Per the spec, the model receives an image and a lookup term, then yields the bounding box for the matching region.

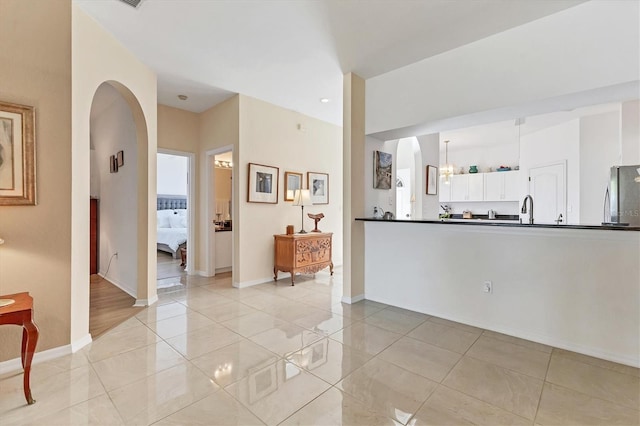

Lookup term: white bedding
[157,227,187,252]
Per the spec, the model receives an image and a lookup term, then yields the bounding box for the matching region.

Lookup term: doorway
[156,149,196,290]
[206,146,235,279]
[88,82,144,337]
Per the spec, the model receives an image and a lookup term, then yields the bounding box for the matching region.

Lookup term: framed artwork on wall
[0,101,36,205]
[284,171,302,201]
[373,150,392,189]
[248,162,279,203]
[110,155,118,173]
[426,165,438,195]
[307,172,329,204]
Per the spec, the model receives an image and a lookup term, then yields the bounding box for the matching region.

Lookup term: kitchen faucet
[521,195,534,224]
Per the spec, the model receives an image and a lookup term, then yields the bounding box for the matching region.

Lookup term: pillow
[175,209,187,216]
[157,211,172,228]
[169,214,187,229]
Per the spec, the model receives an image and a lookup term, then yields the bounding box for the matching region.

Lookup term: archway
[73,79,155,344]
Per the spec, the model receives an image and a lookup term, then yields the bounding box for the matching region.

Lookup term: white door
[529,162,566,224]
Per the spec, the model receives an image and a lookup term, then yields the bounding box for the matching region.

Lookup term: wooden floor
[89,275,144,339]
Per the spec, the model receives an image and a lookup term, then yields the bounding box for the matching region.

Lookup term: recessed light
[320,98,329,103]
[178,94,188,101]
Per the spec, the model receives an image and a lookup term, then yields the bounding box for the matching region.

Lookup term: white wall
[441,142,520,175]
[621,100,640,165]
[579,111,620,225]
[366,1,639,138]
[417,134,439,219]
[444,201,519,218]
[72,4,158,345]
[236,95,343,286]
[364,221,640,367]
[157,153,188,196]
[91,84,138,296]
[519,119,580,224]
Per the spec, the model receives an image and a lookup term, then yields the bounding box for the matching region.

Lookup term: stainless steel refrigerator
[608,165,640,226]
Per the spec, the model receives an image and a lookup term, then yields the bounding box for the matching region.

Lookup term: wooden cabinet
[274,232,333,285]
[450,174,484,201]
[484,171,520,201]
[90,198,99,274]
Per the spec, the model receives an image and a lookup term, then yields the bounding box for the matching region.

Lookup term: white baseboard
[233,276,273,289]
[0,344,71,375]
[341,294,365,304]
[134,294,158,307]
[215,267,232,274]
[196,270,212,277]
[71,333,92,353]
[97,273,136,298]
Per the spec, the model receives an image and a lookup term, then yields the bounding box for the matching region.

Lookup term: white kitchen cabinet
[439,175,451,202]
[484,170,520,201]
[450,174,484,201]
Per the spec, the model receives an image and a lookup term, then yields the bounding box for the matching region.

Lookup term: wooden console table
[274,232,333,285]
[0,292,39,405]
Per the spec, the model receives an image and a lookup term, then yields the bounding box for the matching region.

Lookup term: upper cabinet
[439,175,451,202]
[484,170,519,201]
[450,174,483,201]
[441,171,520,202]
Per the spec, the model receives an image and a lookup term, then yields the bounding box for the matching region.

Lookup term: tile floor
[1,269,639,425]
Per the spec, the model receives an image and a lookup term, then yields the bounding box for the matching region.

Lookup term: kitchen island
[355,217,640,367]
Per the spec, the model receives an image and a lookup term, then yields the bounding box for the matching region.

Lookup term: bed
[157,195,187,259]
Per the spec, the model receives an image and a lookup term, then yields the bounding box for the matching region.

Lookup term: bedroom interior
[156,152,190,289]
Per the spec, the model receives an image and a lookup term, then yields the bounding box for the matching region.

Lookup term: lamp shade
[292,189,312,206]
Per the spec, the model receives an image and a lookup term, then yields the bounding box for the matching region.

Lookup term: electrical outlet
[483,281,492,293]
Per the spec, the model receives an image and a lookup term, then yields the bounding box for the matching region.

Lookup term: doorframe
[205,145,235,277]
[157,148,196,275]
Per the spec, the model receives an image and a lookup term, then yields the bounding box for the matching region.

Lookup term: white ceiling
[75,0,585,126]
[439,101,622,151]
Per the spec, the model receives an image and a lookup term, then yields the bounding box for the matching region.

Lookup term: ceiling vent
[118,0,143,9]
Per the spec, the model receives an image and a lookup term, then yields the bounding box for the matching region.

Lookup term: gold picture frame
[0,101,36,205]
[284,171,302,201]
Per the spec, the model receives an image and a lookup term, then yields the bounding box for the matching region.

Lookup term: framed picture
[116,150,124,167]
[307,172,328,204]
[0,101,36,205]
[373,150,392,189]
[426,165,438,195]
[284,171,302,201]
[110,155,118,173]
[248,162,279,203]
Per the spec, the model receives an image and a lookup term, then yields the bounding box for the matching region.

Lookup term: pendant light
[441,140,454,184]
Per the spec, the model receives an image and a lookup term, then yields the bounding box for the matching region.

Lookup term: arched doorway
[75,80,155,341]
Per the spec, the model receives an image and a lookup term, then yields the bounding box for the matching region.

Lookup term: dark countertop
[216,228,232,232]
[356,217,640,231]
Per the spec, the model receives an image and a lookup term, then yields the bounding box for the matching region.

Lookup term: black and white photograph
[307,171,328,204]
[284,171,302,201]
[248,162,279,203]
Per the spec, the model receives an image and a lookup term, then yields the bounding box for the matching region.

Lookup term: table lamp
[292,189,312,233]
[0,238,14,307]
